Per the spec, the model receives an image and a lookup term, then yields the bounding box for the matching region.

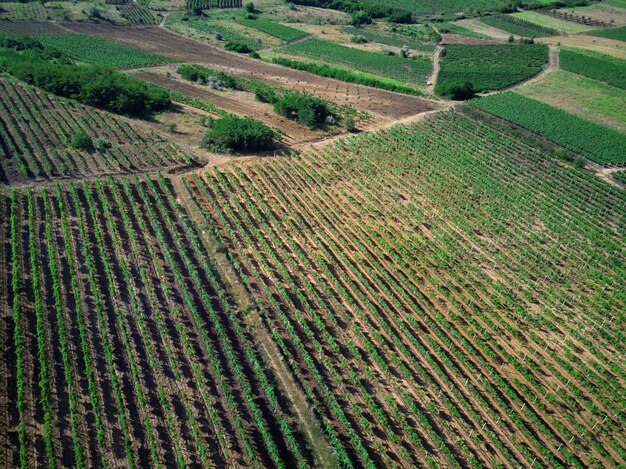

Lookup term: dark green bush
[69,130,94,151]
[202,115,277,152]
[350,11,372,26]
[224,41,253,53]
[436,81,475,100]
[273,91,330,129]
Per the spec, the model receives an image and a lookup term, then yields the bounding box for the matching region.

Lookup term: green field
[40,34,176,67]
[166,14,264,50]
[518,70,626,132]
[0,2,47,20]
[279,38,432,84]
[472,92,626,164]
[560,48,626,89]
[588,26,626,41]
[436,44,548,93]
[481,14,559,37]
[237,19,308,42]
[342,26,436,52]
[511,11,595,33]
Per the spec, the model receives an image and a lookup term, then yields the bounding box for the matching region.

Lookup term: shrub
[351,11,371,27]
[245,2,255,13]
[273,91,330,129]
[224,41,252,53]
[69,130,93,151]
[95,137,109,149]
[343,116,355,132]
[572,157,586,168]
[388,11,413,24]
[350,35,368,44]
[202,115,277,152]
[437,81,475,100]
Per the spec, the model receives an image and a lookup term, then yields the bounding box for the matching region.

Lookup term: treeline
[0,34,169,115]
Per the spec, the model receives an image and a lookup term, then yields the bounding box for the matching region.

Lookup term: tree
[436,81,475,100]
[69,131,93,151]
[202,115,277,152]
[245,2,255,13]
[351,11,372,27]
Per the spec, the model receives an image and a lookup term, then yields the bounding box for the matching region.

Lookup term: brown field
[134,69,330,146]
[60,23,445,120]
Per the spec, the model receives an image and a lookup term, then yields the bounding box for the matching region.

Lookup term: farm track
[59,23,445,120]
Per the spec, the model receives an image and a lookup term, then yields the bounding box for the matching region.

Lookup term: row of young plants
[184,109,624,466]
[481,14,559,37]
[0,78,191,182]
[559,48,626,90]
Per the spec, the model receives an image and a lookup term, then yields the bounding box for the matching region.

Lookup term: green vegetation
[437,22,490,38]
[69,130,94,151]
[185,0,243,9]
[171,16,261,51]
[176,64,334,128]
[202,115,277,152]
[560,48,626,89]
[587,26,626,41]
[612,170,626,184]
[471,92,626,164]
[511,11,594,33]
[237,19,308,41]
[291,0,503,16]
[436,44,548,94]
[279,38,431,84]
[39,33,175,67]
[481,14,559,37]
[270,56,423,95]
[0,36,170,115]
[518,70,626,132]
[437,81,475,100]
[342,26,436,52]
[273,91,332,129]
[388,23,440,43]
[223,41,253,53]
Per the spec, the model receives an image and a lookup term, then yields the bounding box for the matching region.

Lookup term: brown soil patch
[60,23,445,120]
[440,33,504,45]
[134,70,323,145]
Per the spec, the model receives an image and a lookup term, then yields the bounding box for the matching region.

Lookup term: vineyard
[0,78,197,183]
[39,33,175,68]
[559,48,626,90]
[180,110,626,468]
[184,0,242,10]
[2,174,315,467]
[436,44,548,93]
[1,2,626,468]
[588,25,626,41]
[118,4,157,25]
[511,11,595,34]
[279,38,432,85]
[471,92,626,165]
[481,14,559,37]
[237,19,307,42]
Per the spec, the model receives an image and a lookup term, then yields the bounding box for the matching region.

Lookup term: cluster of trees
[0,35,169,115]
[436,81,475,100]
[291,0,413,23]
[202,115,277,152]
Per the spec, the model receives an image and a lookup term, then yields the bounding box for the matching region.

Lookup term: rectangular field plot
[559,47,626,89]
[279,38,432,84]
[180,111,626,468]
[471,92,626,165]
[1,176,314,468]
[436,44,548,93]
[39,33,176,67]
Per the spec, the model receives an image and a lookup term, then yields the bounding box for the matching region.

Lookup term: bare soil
[134,70,323,145]
[60,24,445,120]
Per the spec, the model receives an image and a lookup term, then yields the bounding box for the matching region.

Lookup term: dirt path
[427,44,444,94]
[170,175,339,469]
